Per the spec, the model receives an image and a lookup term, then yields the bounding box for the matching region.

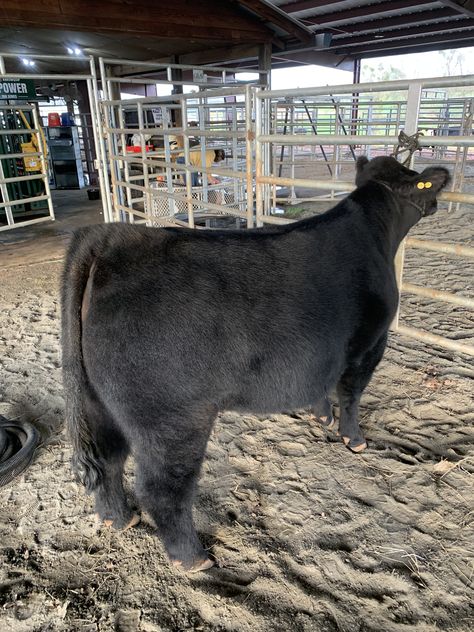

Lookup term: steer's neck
[354,183,421,260]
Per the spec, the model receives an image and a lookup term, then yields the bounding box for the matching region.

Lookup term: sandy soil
[0,189,473,631]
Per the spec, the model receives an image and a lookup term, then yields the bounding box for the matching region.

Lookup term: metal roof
[0,1,472,74]
[267,0,474,59]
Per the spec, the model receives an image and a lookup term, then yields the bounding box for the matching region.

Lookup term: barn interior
[0,2,473,631]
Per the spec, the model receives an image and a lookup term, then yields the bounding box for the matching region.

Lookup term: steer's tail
[61,228,104,491]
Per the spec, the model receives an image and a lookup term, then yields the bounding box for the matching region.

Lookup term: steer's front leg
[311,395,335,430]
[337,397,367,453]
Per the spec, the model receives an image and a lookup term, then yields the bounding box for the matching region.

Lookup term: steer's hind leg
[337,334,388,453]
[84,394,138,530]
[134,408,216,572]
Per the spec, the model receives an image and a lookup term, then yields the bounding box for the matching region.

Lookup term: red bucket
[48,112,61,127]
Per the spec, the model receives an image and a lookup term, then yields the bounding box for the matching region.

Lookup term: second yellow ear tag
[424,181,432,188]
[417,182,425,189]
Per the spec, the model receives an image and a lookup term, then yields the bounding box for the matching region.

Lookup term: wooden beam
[258,42,272,86]
[178,44,261,66]
[0,0,274,41]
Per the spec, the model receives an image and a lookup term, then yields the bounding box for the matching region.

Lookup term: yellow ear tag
[417,182,425,189]
[424,181,432,189]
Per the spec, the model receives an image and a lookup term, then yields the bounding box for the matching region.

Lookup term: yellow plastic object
[18,108,48,172]
[20,138,41,172]
[417,182,425,189]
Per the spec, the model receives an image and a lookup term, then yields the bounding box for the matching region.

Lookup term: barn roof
[264,0,474,65]
[0,0,472,74]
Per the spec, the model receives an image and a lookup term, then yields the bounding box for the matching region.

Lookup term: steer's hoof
[171,556,215,573]
[97,513,141,531]
[342,436,367,453]
[318,415,336,431]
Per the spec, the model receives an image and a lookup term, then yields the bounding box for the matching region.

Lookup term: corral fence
[254,75,474,357]
[0,53,107,231]
[97,58,264,229]
[0,53,473,359]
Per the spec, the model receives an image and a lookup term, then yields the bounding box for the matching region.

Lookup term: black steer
[61,156,449,572]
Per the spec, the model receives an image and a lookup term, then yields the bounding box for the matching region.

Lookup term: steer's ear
[355,156,369,185]
[411,167,450,194]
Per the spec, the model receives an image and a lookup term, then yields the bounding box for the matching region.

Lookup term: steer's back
[66,217,396,416]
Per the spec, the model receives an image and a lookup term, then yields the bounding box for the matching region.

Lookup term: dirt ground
[1,185,473,631]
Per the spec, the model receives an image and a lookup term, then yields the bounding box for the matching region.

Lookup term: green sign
[0,78,37,101]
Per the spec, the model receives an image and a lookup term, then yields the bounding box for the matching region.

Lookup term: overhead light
[21,58,35,67]
[374,34,384,39]
[66,46,82,55]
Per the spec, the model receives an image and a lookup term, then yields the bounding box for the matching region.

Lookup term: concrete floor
[0,189,104,269]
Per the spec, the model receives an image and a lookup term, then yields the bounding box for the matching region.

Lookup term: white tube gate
[254,74,474,357]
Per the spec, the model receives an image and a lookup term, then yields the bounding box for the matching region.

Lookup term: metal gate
[254,75,474,357]
[97,57,265,228]
[0,53,109,230]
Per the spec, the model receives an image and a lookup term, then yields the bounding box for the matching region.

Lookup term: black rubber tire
[0,414,41,487]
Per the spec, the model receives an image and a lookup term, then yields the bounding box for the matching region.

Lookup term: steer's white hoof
[342,436,367,453]
[319,415,336,431]
[172,557,215,573]
[96,513,141,531]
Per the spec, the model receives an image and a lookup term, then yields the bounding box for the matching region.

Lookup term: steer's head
[355,156,450,217]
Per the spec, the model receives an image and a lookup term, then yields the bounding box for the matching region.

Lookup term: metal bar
[256,175,474,205]
[395,325,474,357]
[0,153,13,224]
[0,128,39,135]
[86,72,112,223]
[117,103,133,221]
[32,104,55,222]
[278,105,289,179]
[330,96,357,161]
[258,174,351,191]
[181,98,194,228]
[406,237,474,258]
[102,86,248,106]
[137,101,152,223]
[105,126,248,139]
[90,57,114,222]
[101,57,268,75]
[257,74,474,99]
[393,82,422,329]
[0,194,50,209]
[245,85,254,228]
[0,174,46,184]
[0,152,42,159]
[301,99,332,175]
[0,104,34,110]
[0,73,92,80]
[0,214,52,232]
[401,282,474,309]
[255,92,264,227]
[0,52,95,62]
[257,134,474,147]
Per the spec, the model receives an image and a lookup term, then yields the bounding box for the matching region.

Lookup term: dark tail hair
[61,229,104,491]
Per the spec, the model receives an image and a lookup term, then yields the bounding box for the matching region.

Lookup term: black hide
[61,156,450,569]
